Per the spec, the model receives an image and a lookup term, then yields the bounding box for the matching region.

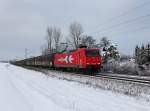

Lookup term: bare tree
[53,27,62,51]
[81,35,96,48]
[46,27,53,51]
[69,22,83,49]
[100,37,110,47]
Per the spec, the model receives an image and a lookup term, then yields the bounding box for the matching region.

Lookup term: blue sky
[0,0,150,60]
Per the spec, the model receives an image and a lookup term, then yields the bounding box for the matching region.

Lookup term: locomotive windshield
[86,50,100,56]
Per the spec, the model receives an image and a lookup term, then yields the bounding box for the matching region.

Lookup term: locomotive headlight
[98,63,100,64]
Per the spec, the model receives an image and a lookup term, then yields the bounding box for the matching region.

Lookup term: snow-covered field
[0,63,150,111]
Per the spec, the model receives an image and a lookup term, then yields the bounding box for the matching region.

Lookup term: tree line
[135,43,150,65]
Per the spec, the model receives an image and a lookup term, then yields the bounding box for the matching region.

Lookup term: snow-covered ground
[0,63,150,111]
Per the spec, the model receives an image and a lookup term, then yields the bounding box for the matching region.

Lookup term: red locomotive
[54,47,102,72]
[13,45,103,74]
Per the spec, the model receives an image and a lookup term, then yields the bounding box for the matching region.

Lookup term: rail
[96,73,150,85]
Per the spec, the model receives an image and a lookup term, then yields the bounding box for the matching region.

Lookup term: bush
[102,59,150,76]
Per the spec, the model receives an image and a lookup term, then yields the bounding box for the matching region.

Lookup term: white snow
[0,63,150,111]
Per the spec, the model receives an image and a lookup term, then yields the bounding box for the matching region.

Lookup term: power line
[90,0,150,35]
[107,0,150,20]
[97,16,150,36]
[92,13,150,35]
[106,24,150,36]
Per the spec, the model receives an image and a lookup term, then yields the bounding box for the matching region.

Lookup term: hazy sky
[0,0,150,60]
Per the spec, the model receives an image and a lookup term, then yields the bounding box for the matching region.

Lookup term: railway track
[21,66,150,86]
[43,68,150,86]
[96,73,150,85]
[45,69,150,85]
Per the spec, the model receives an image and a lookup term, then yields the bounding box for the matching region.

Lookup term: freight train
[13,46,103,74]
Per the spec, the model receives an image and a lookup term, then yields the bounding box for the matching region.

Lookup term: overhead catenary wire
[92,13,150,36]
[97,16,150,36]
[105,24,150,37]
[90,0,150,35]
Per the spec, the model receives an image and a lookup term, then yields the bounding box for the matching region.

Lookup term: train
[13,46,103,74]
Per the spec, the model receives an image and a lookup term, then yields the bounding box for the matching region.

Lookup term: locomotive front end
[85,49,103,72]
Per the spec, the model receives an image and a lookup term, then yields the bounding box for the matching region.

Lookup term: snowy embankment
[0,63,150,111]
[41,69,150,102]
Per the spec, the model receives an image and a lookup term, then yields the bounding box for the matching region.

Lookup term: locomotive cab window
[86,50,100,56]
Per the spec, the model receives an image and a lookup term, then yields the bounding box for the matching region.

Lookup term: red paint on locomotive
[54,48,102,70]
